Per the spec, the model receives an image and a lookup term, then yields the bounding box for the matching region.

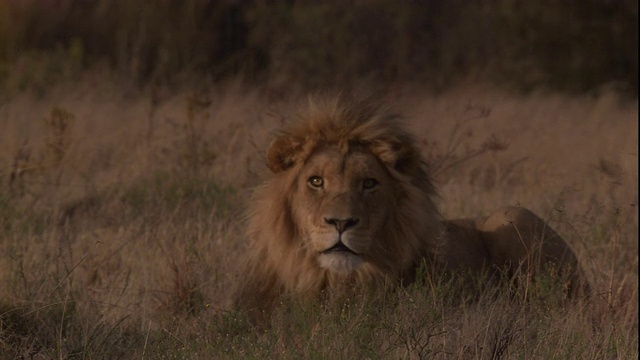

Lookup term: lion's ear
[371,138,421,174]
[267,134,304,173]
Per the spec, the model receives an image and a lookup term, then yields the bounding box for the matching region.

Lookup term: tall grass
[0,81,636,358]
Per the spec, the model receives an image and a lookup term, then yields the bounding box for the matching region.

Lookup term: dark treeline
[0,0,637,94]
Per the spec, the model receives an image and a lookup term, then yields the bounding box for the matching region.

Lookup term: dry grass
[0,79,637,359]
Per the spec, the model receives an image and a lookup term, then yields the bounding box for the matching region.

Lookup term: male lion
[237,95,587,314]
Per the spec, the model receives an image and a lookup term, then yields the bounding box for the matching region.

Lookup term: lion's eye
[308,176,324,188]
[362,178,379,190]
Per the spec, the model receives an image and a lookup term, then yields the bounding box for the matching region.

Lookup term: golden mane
[237,96,444,311]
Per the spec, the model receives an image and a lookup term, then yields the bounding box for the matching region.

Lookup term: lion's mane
[237,96,444,310]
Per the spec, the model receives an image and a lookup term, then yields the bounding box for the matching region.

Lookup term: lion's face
[290,146,396,274]
[241,97,442,303]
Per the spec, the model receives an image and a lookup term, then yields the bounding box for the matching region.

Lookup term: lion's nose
[324,217,360,233]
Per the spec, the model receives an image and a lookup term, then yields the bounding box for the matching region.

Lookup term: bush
[0,1,637,94]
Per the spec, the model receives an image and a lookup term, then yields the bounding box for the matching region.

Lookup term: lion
[236,95,588,315]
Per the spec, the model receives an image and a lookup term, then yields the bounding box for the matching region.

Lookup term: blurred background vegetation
[0,0,637,96]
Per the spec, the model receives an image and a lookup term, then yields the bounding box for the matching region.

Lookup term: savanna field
[0,1,638,359]
[0,79,636,359]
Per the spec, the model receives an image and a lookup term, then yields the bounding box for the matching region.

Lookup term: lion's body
[441,207,586,294]
[237,96,587,314]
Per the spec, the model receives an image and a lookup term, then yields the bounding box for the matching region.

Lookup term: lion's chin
[317,253,364,274]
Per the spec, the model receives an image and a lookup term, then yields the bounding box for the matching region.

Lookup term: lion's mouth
[318,240,364,273]
[322,241,359,255]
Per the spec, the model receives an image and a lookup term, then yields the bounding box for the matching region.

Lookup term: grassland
[0,78,637,358]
